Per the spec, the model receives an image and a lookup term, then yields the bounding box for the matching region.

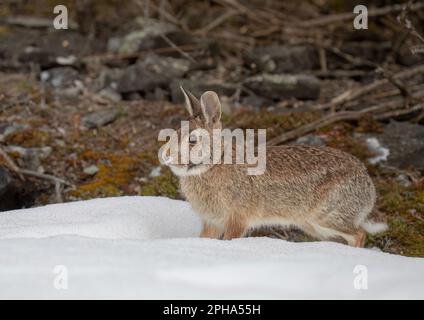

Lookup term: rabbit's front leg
[200,222,223,239]
[222,216,247,240]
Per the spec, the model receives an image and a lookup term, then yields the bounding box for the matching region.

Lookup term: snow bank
[0,196,423,299]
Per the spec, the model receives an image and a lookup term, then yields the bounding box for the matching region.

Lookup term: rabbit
[161,87,387,247]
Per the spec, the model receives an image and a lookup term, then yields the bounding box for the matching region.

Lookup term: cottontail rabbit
[161,88,387,247]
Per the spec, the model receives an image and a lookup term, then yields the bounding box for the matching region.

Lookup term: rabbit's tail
[360,208,388,234]
[360,220,388,234]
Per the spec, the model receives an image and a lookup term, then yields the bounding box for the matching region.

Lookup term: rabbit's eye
[189,134,197,145]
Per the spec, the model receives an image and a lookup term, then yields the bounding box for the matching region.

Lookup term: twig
[376,67,412,104]
[198,10,238,34]
[0,146,71,202]
[298,2,424,28]
[315,64,424,111]
[374,103,424,120]
[268,102,424,146]
[159,34,197,64]
[83,44,203,63]
[0,16,78,29]
[0,146,24,180]
[397,0,424,45]
[18,169,70,186]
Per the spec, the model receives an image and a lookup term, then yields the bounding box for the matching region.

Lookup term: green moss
[4,129,51,148]
[367,182,424,257]
[139,167,179,199]
[70,150,140,199]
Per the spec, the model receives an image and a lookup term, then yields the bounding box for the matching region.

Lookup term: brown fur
[164,89,379,247]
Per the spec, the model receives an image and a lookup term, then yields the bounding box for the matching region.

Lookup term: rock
[376,121,424,170]
[83,165,99,176]
[396,46,424,66]
[0,166,19,211]
[145,87,169,101]
[149,166,162,178]
[395,173,412,188]
[117,54,190,95]
[294,135,326,147]
[342,41,391,64]
[0,122,28,142]
[240,95,272,109]
[5,146,52,171]
[243,74,320,100]
[18,46,57,69]
[170,78,237,103]
[41,67,81,90]
[109,17,182,54]
[82,109,119,129]
[245,44,319,73]
[95,68,124,92]
[122,92,142,101]
[98,88,121,102]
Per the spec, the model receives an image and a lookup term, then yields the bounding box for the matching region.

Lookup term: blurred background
[0,0,423,256]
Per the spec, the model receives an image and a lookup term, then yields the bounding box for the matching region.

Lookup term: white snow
[366,137,390,164]
[0,196,423,299]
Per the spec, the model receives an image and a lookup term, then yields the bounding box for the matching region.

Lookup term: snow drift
[0,196,423,299]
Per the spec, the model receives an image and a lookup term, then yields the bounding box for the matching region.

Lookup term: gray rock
[149,166,162,178]
[145,87,169,101]
[0,166,18,211]
[294,135,326,147]
[18,46,57,69]
[109,17,180,54]
[170,78,237,103]
[396,46,424,66]
[41,67,80,90]
[240,95,272,109]
[83,165,99,176]
[377,121,424,170]
[245,44,319,73]
[98,88,122,102]
[395,173,412,187]
[244,74,320,100]
[82,109,119,129]
[5,146,52,171]
[122,92,142,101]
[117,54,190,94]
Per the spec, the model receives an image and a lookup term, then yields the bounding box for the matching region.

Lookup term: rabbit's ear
[200,91,221,125]
[180,86,200,116]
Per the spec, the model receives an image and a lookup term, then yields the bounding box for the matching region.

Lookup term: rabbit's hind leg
[302,222,357,246]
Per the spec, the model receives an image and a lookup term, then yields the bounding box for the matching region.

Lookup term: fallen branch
[0,146,71,203]
[298,2,424,28]
[0,16,78,30]
[376,67,411,102]
[0,147,24,180]
[397,0,424,45]
[315,64,424,111]
[83,44,203,63]
[159,34,197,64]
[268,102,424,146]
[18,169,71,186]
